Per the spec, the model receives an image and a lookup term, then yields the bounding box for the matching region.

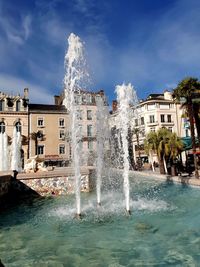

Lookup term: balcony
[160,121,174,126]
[146,120,158,126]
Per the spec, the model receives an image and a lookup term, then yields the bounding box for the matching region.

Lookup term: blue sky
[0,0,200,104]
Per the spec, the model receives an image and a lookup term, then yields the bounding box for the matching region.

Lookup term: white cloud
[23,15,32,40]
[0,8,32,45]
[0,74,53,104]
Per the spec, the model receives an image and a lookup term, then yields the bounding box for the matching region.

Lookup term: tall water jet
[96,96,110,206]
[0,133,9,171]
[116,83,137,213]
[63,33,89,218]
[11,128,22,172]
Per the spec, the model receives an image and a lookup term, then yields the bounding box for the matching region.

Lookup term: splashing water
[96,96,110,205]
[116,83,137,212]
[0,132,9,171]
[11,128,22,172]
[63,33,89,216]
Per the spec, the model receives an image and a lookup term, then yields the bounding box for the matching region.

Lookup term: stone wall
[20,172,95,196]
[0,174,12,198]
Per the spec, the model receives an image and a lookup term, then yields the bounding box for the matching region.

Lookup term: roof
[28,104,67,113]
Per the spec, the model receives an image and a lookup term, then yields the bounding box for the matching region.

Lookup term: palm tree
[166,132,183,176]
[144,128,183,175]
[173,77,200,178]
[157,128,171,174]
[144,131,158,172]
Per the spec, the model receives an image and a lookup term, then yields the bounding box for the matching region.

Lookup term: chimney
[54,95,61,105]
[112,100,118,112]
[24,88,29,99]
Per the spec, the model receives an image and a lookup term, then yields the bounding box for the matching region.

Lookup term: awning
[181,137,198,151]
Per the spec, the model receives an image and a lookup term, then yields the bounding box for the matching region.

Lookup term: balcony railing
[147,120,158,125]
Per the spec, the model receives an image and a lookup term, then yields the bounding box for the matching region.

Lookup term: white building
[109,90,189,165]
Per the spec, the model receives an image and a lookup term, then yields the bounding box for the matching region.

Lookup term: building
[55,89,107,165]
[0,88,29,167]
[109,90,187,165]
[28,103,70,167]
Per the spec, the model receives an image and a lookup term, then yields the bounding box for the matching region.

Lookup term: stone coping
[129,170,200,187]
[17,166,94,180]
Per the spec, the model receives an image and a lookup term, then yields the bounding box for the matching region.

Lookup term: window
[38,145,44,155]
[15,121,21,133]
[167,115,172,122]
[86,94,92,103]
[37,118,44,127]
[77,110,82,120]
[161,114,165,122]
[0,100,4,111]
[87,125,92,137]
[59,130,65,139]
[141,117,144,125]
[0,122,5,133]
[150,127,155,132]
[87,110,92,120]
[37,130,44,139]
[59,118,65,127]
[75,95,82,104]
[149,115,155,123]
[59,144,65,154]
[135,119,138,126]
[88,141,93,150]
[168,127,173,132]
[16,100,21,111]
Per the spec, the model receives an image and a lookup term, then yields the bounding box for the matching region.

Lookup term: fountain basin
[1,175,200,266]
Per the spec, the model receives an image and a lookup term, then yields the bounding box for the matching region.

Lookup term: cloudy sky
[0,0,200,104]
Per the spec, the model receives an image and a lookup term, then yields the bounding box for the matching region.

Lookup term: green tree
[144,128,183,175]
[173,77,200,178]
[144,131,158,172]
[166,132,183,176]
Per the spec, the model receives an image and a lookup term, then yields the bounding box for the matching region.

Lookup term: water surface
[1,177,200,266]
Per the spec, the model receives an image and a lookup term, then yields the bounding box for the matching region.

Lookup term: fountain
[96,96,110,206]
[63,33,89,218]
[1,33,200,266]
[115,83,136,214]
[0,132,8,171]
[11,128,22,172]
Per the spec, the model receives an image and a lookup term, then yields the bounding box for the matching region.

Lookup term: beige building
[29,103,70,166]
[0,88,29,167]
[55,89,107,165]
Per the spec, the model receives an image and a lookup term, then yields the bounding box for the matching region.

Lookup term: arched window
[15,121,22,133]
[0,122,5,133]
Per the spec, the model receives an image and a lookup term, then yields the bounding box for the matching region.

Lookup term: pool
[1,177,200,266]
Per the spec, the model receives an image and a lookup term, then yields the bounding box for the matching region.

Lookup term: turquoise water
[1,177,200,266]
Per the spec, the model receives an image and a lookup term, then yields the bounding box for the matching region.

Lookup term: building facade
[28,103,70,166]
[109,90,187,165]
[0,88,29,167]
[55,89,107,165]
